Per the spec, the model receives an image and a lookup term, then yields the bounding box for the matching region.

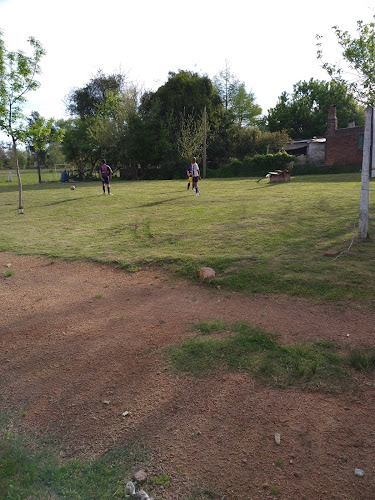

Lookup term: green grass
[0,171,374,303]
[0,421,147,499]
[168,321,375,393]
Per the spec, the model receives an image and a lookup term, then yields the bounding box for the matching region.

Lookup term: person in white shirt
[191,157,201,196]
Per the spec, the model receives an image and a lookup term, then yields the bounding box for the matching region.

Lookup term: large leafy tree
[213,63,262,126]
[66,69,127,119]
[64,70,128,177]
[88,85,139,172]
[267,78,365,139]
[26,111,65,183]
[136,70,223,176]
[0,29,45,213]
[230,82,262,127]
[60,117,97,178]
[317,16,375,105]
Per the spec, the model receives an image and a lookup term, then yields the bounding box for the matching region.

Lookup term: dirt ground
[1,252,375,500]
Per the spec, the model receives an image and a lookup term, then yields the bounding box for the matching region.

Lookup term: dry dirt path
[1,252,375,499]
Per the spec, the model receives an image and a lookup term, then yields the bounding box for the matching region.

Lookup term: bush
[210,152,294,178]
[292,163,361,176]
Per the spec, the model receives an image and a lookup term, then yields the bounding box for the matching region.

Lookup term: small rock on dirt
[198,267,216,280]
[133,469,148,483]
[354,468,365,477]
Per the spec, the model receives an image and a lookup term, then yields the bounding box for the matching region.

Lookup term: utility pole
[203,106,207,178]
[358,106,373,239]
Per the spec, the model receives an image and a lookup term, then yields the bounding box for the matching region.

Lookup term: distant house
[285,138,326,165]
[285,105,364,168]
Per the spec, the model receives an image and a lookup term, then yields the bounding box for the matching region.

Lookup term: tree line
[2,16,374,188]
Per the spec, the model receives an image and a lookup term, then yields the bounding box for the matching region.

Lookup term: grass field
[1,169,375,499]
[1,169,374,304]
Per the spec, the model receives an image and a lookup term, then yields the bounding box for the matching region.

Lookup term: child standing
[98,159,113,195]
[186,163,193,190]
[191,157,201,196]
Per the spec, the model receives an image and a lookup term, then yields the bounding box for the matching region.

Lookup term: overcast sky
[1,0,374,123]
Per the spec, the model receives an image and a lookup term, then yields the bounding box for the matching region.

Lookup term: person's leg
[102,181,106,194]
[107,181,111,194]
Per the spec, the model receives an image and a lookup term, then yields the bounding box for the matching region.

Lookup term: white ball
[70,185,75,190]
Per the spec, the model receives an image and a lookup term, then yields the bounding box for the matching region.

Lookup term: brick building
[324,104,364,166]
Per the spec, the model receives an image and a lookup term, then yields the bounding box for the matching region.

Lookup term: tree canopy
[0,28,46,211]
[267,78,365,139]
[317,16,375,105]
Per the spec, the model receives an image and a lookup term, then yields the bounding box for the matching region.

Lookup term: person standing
[186,163,193,190]
[191,157,201,196]
[98,159,113,195]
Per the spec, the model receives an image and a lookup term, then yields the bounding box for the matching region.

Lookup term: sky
[0,0,375,126]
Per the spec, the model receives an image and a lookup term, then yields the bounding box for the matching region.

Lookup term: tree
[60,117,97,179]
[64,70,130,177]
[26,112,65,183]
[267,78,365,139]
[0,29,45,213]
[227,126,291,159]
[177,109,208,163]
[230,82,262,127]
[137,70,222,177]
[66,69,127,119]
[87,85,139,173]
[213,63,262,127]
[317,16,375,105]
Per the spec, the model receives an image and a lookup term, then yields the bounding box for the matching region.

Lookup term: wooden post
[358,106,373,239]
[203,106,207,179]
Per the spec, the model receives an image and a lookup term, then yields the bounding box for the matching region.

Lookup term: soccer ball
[70,185,75,190]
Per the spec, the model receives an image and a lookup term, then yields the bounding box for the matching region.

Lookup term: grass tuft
[0,425,147,499]
[167,321,373,393]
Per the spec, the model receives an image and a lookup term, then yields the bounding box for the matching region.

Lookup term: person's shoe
[195,192,199,196]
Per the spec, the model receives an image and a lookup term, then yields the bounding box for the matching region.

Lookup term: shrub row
[207,152,295,178]
[207,153,362,178]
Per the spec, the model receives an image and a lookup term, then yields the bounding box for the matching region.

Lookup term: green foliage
[1,173,374,304]
[213,62,262,126]
[292,162,361,176]
[317,16,375,105]
[193,321,228,334]
[0,33,45,141]
[149,473,171,487]
[0,427,147,499]
[66,69,126,120]
[267,78,365,139]
[209,152,294,178]
[168,322,359,393]
[3,270,13,278]
[348,348,375,371]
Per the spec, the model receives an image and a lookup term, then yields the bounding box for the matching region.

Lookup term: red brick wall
[325,126,364,166]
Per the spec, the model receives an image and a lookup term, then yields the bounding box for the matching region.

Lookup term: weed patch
[0,424,147,499]
[168,321,373,393]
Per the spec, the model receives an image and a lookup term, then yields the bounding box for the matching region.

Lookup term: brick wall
[325,126,364,166]
[324,105,364,166]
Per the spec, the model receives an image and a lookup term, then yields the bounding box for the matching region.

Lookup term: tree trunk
[12,135,24,214]
[358,106,373,239]
[37,151,42,183]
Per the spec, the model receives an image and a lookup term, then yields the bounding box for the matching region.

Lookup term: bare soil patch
[1,252,375,499]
